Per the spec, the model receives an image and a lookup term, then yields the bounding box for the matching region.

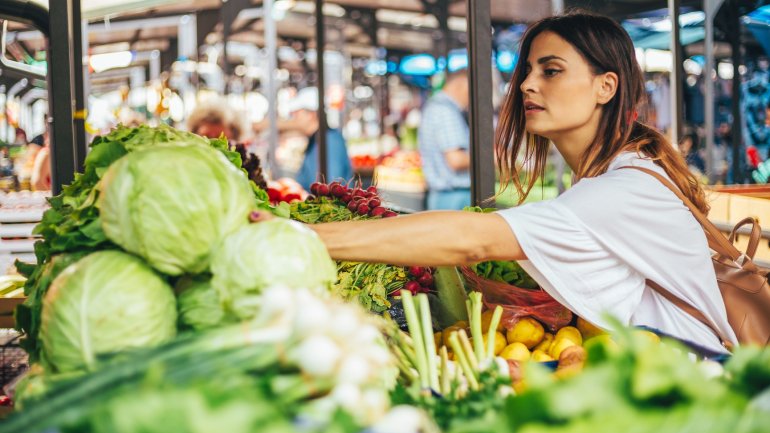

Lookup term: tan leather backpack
[622,166,770,347]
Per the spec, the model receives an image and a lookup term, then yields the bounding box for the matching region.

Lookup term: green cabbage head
[176,277,233,331]
[210,219,337,320]
[98,145,254,275]
[40,250,177,373]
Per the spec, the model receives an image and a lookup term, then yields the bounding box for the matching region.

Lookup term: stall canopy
[746,5,770,56]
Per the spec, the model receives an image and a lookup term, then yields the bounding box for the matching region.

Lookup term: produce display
[1,124,769,433]
[289,181,432,312]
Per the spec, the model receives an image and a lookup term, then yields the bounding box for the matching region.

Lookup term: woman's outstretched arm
[310,211,525,267]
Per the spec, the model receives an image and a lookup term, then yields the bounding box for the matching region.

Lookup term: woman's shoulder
[557,152,682,220]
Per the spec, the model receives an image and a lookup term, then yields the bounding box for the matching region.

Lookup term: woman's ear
[596,72,619,104]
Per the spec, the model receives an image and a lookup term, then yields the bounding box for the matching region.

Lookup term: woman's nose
[520,74,536,94]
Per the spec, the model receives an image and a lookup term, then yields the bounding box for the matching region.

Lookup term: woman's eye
[544,69,561,77]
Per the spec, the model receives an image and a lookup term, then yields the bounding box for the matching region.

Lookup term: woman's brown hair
[495,11,709,214]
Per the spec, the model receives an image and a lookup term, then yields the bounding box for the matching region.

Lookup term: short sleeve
[495,200,645,329]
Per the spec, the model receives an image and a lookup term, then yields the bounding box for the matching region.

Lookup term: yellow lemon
[452,320,469,329]
[549,337,577,359]
[555,326,583,346]
[474,331,507,355]
[506,317,545,349]
[442,326,460,348]
[481,310,504,333]
[576,317,605,340]
[500,342,531,362]
[634,330,661,344]
[434,332,443,351]
[531,350,554,362]
[534,333,555,352]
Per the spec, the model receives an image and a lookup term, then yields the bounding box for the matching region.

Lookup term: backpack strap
[619,165,734,350]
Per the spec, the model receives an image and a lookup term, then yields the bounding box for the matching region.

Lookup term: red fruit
[404,281,422,295]
[368,197,381,208]
[357,203,370,215]
[369,206,387,217]
[341,193,353,203]
[317,184,330,196]
[266,188,281,202]
[367,186,378,194]
[409,266,425,278]
[347,201,359,212]
[283,193,301,203]
[382,211,398,218]
[418,272,434,287]
[310,182,321,195]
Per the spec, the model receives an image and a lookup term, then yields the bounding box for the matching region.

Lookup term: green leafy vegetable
[39,250,177,373]
[210,219,337,320]
[176,277,233,331]
[98,145,255,275]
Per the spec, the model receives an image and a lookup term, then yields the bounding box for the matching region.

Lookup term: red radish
[310,182,321,195]
[347,201,359,212]
[317,184,330,196]
[367,186,378,194]
[341,193,353,203]
[357,203,370,215]
[369,206,387,217]
[283,193,301,203]
[364,192,376,199]
[419,285,432,294]
[368,197,381,208]
[409,266,425,278]
[331,184,347,197]
[382,211,398,218]
[404,281,421,295]
[418,272,434,287]
[266,188,281,202]
[305,195,317,202]
[352,189,366,198]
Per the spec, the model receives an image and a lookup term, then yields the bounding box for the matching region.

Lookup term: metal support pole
[72,0,86,172]
[668,0,683,145]
[727,0,743,183]
[48,0,78,193]
[704,0,724,183]
[315,0,328,182]
[467,0,495,206]
[264,0,279,177]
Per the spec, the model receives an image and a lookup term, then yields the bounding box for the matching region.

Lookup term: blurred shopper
[418,68,471,210]
[13,128,28,146]
[253,12,736,356]
[289,87,352,191]
[680,128,705,175]
[187,101,242,142]
[31,130,50,191]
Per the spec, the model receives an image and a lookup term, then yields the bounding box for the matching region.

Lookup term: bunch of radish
[309,181,398,218]
[404,266,435,295]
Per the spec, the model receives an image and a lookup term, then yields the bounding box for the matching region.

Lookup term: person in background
[680,128,705,175]
[31,130,50,191]
[187,102,242,142]
[418,68,471,210]
[289,87,353,191]
[13,128,28,146]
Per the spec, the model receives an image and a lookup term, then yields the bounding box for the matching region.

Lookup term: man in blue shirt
[289,88,353,190]
[418,68,471,210]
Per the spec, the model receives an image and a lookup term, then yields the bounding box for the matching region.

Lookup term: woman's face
[520,31,610,141]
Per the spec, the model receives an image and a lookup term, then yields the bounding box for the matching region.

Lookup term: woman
[253,12,735,353]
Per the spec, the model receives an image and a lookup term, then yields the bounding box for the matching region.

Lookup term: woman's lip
[524,107,545,114]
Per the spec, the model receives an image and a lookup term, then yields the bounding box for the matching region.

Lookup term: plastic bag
[460,266,572,331]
